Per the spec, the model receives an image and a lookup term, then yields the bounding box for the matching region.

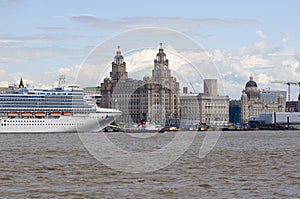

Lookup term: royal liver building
[148,44,180,124]
[100,44,180,125]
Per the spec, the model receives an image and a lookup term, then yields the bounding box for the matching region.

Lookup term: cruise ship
[0,78,122,133]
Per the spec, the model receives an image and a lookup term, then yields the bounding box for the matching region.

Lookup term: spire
[155,43,167,65]
[114,46,123,65]
[250,74,253,81]
[111,46,128,80]
[117,46,121,55]
[19,77,24,88]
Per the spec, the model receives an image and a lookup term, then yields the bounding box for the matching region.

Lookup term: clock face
[155,64,160,70]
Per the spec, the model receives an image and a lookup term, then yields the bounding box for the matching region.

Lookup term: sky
[1,0,300,100]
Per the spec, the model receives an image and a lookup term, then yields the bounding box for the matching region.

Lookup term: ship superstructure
[0,78,121,133]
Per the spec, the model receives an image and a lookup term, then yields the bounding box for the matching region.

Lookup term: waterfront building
[180,89,199,121]
[148,44,180,124]
[286,101,299,112]
[199,79,229,124]
[240,75,285,122]
[180,79,229,125]
[261,88,286,104]
[229,100,242,123]
[100,46,144,123]
[0,87,9,93]
[100,44,180,125]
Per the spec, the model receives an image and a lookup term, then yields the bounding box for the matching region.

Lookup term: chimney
[183,87,188,94]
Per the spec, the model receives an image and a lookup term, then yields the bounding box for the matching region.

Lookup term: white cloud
[70,15,259,31]
[1,30,299,101]
[104,40,300,99]
[240,55,270,66]
[281,33,289,47]
[0,46,66,63]
[44,63,106,87]
[218,43,300,99]
[0,68,34,87]
[257,73,272,87]
[256,30,267,39]
[70,15,126,29]
[116,46,227,94]
[239,41,270,55]
[0,34,81,45]
[35,46,221,94]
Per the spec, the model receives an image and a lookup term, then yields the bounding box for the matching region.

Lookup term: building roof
[245,75,257,88]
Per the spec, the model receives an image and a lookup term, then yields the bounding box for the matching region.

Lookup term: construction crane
[295,82,300,101]
[272,81,297,112]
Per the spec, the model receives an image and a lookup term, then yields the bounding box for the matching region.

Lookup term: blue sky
[1,0,300,99]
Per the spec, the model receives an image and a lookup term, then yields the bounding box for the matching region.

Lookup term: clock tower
[152,43,172,87]
[110,46,128,81]
[154,43,168,70]
[149,43,180,125]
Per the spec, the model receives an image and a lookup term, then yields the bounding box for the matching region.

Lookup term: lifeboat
[7,112,18,117]
[50,112,61,117]
[35,112,46,117]
[21,112,33,117]
[62,112,73,116]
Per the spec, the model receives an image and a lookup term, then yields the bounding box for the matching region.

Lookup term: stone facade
[100,46,144,123]
[240,75,285,122]
[100,44,180,125]
[148,44,180,124]
[199,94,229,124]
[180,79,229,125]
[260,89,286,104]
[180,93,200,122]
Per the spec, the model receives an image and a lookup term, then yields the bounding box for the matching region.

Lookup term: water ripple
[0,131,299,198]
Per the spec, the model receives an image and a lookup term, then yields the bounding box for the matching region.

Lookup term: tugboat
[121,120,165,133]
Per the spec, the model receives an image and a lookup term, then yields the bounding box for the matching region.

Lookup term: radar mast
[58,75,66,89]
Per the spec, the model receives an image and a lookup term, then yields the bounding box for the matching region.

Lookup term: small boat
[103,123,122,132]
[199,126,209,131]
[121,121,165,133]
[166,126,179,131]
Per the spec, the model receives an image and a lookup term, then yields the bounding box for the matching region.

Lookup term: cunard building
[100,44,180,125]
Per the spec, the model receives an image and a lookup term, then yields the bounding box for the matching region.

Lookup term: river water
[0,130,299,198]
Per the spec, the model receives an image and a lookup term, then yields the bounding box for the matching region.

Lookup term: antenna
[58,74,66,88]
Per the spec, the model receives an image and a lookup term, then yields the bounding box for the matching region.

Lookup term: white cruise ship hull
[0,80,122,133]
[0,115,116,133]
